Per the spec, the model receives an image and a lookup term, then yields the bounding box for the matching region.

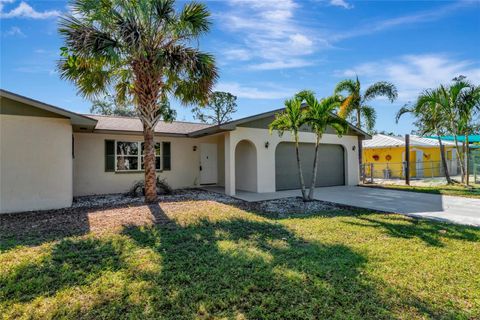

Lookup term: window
[446,150,452,161]
[111,140,169,172]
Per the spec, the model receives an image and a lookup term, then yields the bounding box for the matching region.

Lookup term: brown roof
[86,114,212,135]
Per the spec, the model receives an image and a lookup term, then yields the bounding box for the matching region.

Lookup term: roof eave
[1,89,98,127]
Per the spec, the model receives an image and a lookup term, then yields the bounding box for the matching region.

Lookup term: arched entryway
[235,140,257,192]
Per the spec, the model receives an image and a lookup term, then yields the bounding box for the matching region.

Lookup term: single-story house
[363,134,458,179]
[1,89,370,213]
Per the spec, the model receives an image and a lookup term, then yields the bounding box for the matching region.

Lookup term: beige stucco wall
[224,127,360,195]
[235,140,257,192]
[0,115,73,213]
[73,132,224,196]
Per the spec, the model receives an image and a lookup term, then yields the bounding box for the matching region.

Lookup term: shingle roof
[363,134,456,148]
[86,114,212,135]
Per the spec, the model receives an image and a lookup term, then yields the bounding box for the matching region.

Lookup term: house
[362,134,458,179]
[0,89,370,214]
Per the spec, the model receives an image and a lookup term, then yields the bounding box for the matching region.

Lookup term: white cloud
[249,59,313,71]
[3,25,24,37]
[223,48,252,61]
[332,1,469,41]
[330,0,353,9]
[336,54,480,102]
[219,0,319,70]
[215,82,294,99]
[0,1,60,19]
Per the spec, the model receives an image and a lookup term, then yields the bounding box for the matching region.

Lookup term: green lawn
[1,200,479,319]
[362,183,480,198]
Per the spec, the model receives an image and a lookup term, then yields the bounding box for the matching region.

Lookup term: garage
[275,142,345,191]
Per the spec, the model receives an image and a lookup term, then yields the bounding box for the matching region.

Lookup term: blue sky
[1,0,479,134]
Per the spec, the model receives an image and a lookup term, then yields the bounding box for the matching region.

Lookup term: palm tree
[58,0,218,203]
[334,76,398,131]
[334,77,397,178]
[440,79,480,184]
[396,89,452,184]
[269,98,308,200]
[456,81,480,185]
[295,90,347,200]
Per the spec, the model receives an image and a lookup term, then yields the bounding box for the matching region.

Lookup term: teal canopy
[428,135,480,143]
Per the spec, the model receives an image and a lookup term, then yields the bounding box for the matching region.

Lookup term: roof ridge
[84,114,212,126]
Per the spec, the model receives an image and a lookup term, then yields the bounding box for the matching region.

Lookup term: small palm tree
[58,0,218,203]
[396,89,452,184]
[334,76,398,131]
[296,90,347,200]
[439,79,480,184]
[269,98,308,200]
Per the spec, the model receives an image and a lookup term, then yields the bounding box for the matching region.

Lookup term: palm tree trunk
[308,134,321,200]
[143,125,158,203]
[295,134,307,201]
[356,108,364,181]
[356,108,361,128]
[437,135,452,184]
[452,133,466,182]
[465,134,470,185]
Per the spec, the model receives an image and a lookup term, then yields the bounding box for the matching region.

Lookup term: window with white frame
[115,141,163,171]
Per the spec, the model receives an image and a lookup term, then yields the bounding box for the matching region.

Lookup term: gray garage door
[275,142,345,191]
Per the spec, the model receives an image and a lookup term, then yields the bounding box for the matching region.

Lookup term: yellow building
[362,135,458,179]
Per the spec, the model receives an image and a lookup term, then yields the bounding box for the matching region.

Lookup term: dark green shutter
[105,140,115,172]
[162,142,171,170]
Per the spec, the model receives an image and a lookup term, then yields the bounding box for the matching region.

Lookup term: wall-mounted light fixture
[352,145,356,151]
[193,146,197,151]
[265,141,270,149]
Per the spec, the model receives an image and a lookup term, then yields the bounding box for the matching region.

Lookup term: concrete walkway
[203,185,480,227]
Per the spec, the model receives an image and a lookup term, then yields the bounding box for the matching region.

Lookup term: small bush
[126,177,173,197]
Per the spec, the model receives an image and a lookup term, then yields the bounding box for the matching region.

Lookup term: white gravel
[72,189,339,215]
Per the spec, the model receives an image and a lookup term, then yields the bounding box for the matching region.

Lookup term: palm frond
[361,105,376,131]
[334,79,356,95]
[395,104,413,123]
[177,2,211,37]
[364,81,398,102]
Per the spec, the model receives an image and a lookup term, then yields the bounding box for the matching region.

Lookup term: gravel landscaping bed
[0,189,341,248]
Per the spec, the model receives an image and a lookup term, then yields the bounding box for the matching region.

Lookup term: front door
[199,143,218,185]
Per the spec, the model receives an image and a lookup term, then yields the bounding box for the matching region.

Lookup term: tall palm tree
[269,98,308,200]
[58,0,218,203]
[334,77,397,178]
[295,90,347,200]
[396,89,452,184]
[334,76,398,131]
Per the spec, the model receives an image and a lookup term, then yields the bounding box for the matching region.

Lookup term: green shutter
[105,140,115,172]
[162,142,171,170]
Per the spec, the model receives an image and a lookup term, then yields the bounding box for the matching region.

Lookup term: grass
[1,200,479,319]
[362,183,480,198]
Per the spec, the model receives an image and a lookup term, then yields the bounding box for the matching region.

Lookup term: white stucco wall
[224,127,360,195]
[0,115,73,213]
[73,132,224,196]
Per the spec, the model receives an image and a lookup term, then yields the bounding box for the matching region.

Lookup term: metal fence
[361,160,458,183]
[362,152,480,184]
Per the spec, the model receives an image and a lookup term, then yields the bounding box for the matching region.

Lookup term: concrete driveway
[221,186,480,227]
[312,186,480,227]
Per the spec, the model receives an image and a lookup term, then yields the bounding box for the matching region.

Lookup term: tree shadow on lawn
[345,214,480,247]
[1,203,471,319]
[116,203,450,319]
[0,237,124,305]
